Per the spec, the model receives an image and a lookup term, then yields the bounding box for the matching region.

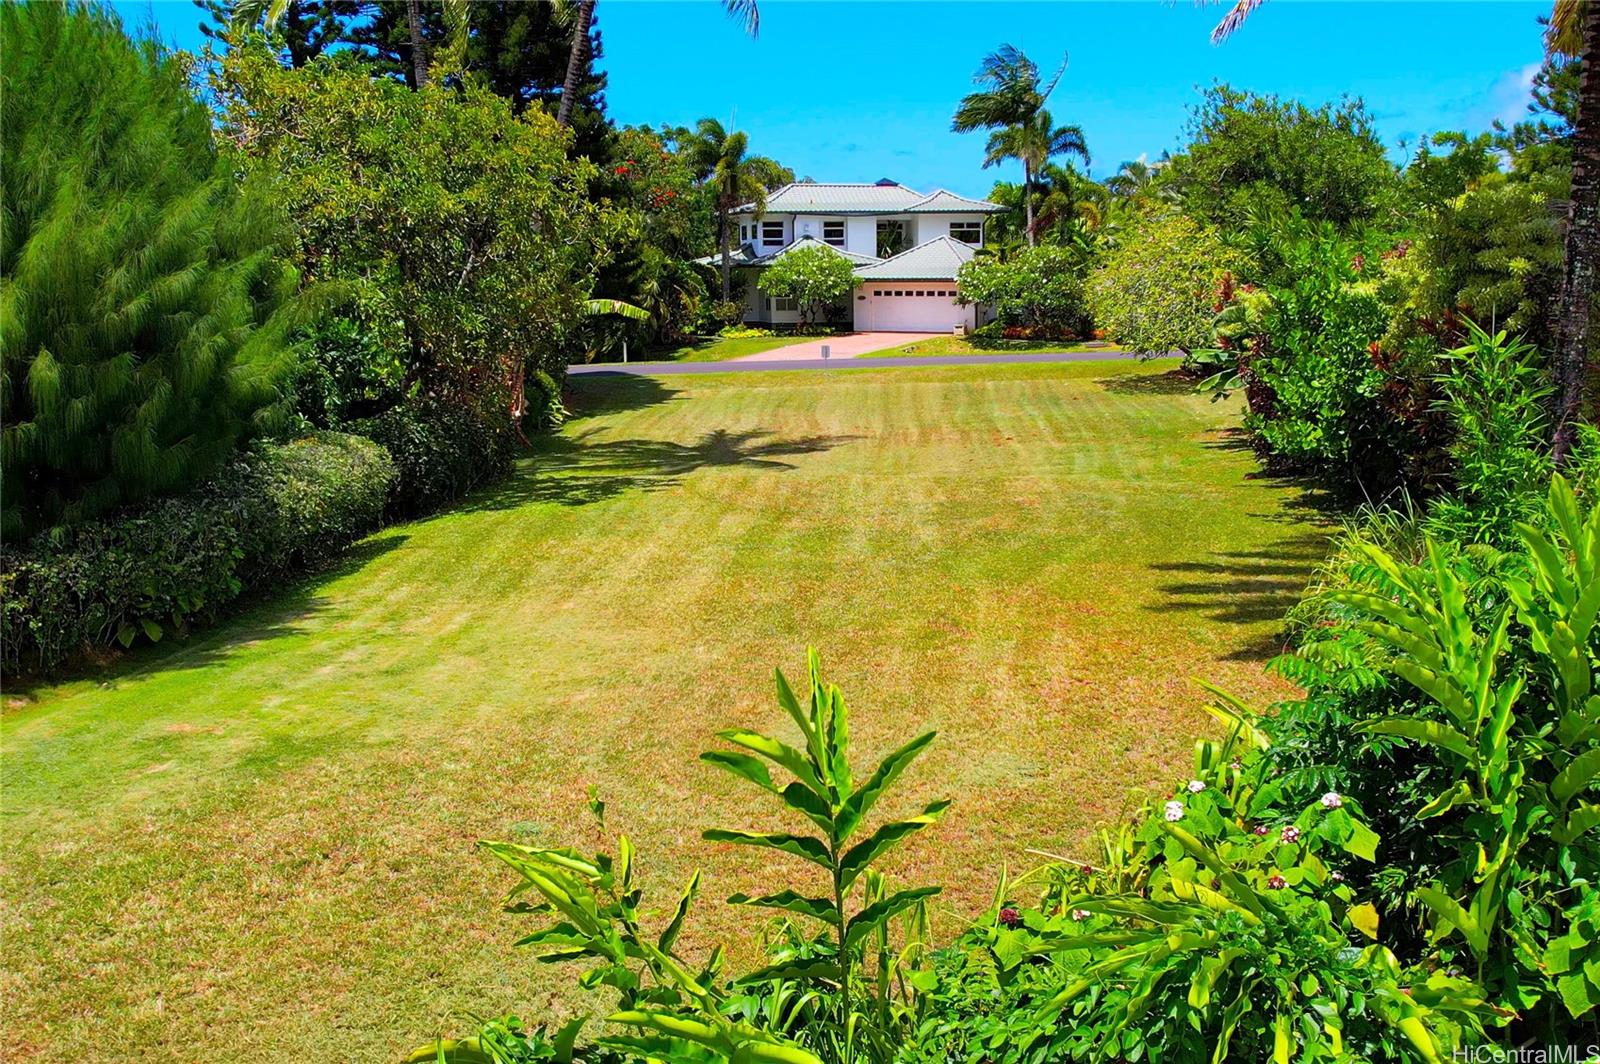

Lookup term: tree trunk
[719,202,732,303]
[1553,4,1600,466]
[557,0,596,129]
[1023,159,1036,247]
[406,0,429,88]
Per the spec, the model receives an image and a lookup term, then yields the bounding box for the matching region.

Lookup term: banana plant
[701,650,948,1063]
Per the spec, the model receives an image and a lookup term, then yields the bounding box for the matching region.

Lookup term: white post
[622,338,628,363]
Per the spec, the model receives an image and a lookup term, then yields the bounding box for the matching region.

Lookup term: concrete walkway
[570,349,1164,376]
[732,331,944,362]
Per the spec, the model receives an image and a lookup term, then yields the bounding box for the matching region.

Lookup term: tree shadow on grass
[562,372,685,419]
[7,534,410,698]
[461,428,863,512]
[1094,369,1197,396]
[1147,531,1331,662]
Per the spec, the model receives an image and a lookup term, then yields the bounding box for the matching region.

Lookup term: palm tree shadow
[463,428,863,511]
[1095,369,1196,396]
[1147,532,1331,661]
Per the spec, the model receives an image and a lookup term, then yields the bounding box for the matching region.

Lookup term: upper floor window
[950,221,982,244]
[822,220,846,247]
[761,220,785,247]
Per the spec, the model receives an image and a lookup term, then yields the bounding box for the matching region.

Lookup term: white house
[696,180,1003,332]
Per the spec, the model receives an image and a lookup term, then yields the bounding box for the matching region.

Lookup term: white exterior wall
[845,216,877,256]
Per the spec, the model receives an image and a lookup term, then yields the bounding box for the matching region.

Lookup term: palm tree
[687,118,784,303]
[1207,0,1597,465]
[1545,0,1597,463]
[979,109,1090,245]
[558,0,760,128]
[952,45,1078,246]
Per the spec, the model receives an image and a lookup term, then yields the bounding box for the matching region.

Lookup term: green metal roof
[852,236,978,281]
[691,235,882,269]
[904,189,1004,214]
[734,182,1001,216]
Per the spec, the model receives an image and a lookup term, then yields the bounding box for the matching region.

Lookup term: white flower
[1071,908,1091,922]
[1187,779,1206,794]
[1331,871,1345,882]
[1320,791,1343,809]
[1164,800,1185,822]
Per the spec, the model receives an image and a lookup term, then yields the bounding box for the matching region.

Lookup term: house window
[822,220,846,247]
[873,290,882,296]
[950,221,982,244]
[761,221,784,247]
[773,296,798,312]
[876,220,906,257]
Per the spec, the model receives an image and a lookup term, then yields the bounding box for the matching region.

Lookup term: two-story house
[700,180,1004,332]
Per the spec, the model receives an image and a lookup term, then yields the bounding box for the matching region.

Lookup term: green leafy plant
[1423,322,1553,546]
[955,244,1090,336]
[912,703,1492,1063]
[701,649,948,1062]
[421,652,946,1064]
[1328,475,1599,1023]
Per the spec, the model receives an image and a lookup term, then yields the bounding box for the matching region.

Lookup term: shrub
[1,433,392,674]
[1423,323,1554,545]
[757,245,858,331]
[711,299,747,327]
[1,3,305,539]
[1214,219,1428,497]
[911,704,1492,1062]
[1088,214,1240,356]
[356,402,515,517]
[956,245,1089,335]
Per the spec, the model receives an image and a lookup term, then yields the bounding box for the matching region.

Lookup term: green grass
[633,333,806,362]
[1,359,1329,1062]
[868,335,1112,358]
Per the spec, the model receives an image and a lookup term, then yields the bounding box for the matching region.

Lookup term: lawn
[627,333,806,362]
[868,335,1112,358]
[1,359,1329,1062]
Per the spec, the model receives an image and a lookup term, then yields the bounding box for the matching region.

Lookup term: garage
[858,284,974,332]
[851,234,984,333]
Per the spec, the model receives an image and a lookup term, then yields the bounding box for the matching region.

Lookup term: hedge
[1,432,394,674]
[356,401,516,516]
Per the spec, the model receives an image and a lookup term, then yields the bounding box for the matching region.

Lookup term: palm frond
[723,0,759,37]
[1208,0,1267,43]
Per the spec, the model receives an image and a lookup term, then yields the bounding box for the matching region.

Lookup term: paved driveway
[733,331,944,361]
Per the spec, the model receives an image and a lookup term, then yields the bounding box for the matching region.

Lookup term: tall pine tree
[1,3,304,539]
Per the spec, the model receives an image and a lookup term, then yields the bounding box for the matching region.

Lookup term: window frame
[949,220,982,244]
[761,220,785,247]
[773,295,799,313]
[822,219,847,247]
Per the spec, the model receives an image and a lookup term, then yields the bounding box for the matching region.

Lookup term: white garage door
[862,285,968,332]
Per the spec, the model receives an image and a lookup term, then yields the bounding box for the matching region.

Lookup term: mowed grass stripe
[1,359,1325,1062]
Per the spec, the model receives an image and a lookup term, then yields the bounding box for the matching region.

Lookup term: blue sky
[117,0,1552,197]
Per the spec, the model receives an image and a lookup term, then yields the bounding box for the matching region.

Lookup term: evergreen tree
[1,3,304,539]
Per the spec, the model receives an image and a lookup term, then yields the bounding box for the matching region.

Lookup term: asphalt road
[569,350,1172,376]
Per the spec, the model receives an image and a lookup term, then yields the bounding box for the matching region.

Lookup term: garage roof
[853,236,979,281]
[689,235,881,269]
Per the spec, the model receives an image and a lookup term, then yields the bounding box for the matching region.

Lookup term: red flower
[1267,874,1287,890]
[998,907,1021,928]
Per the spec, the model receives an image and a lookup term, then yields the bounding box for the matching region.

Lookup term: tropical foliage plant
[417,652,947,1064]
